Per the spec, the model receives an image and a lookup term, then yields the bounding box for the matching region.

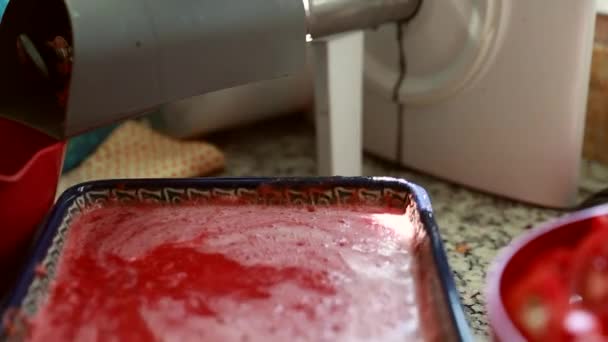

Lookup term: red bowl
[486,204,608,341]
[0,118,65,287]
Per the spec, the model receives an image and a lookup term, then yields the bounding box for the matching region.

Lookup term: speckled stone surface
[204,115,608,339]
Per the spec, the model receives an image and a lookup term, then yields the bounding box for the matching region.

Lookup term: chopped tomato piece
[506,215,608,340]
[572,220,608,316]
[506,267,571,341]
[528,248,574,284]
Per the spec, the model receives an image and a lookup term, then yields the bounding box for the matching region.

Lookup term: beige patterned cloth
[57,121,225,195]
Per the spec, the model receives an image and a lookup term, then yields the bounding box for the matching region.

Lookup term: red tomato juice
[27,203,423,341]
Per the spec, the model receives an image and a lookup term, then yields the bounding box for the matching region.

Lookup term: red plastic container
[487,204,608,342]
[0,118,65,291]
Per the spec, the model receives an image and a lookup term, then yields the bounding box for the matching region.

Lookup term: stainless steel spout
[305,0,422,39]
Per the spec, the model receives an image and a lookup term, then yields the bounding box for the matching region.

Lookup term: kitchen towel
[58,120,225,194]
[0,0,7,19]
[62,123,119,173]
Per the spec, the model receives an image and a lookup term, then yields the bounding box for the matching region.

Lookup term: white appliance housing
[154,0,597,208]
[363,0,596,208]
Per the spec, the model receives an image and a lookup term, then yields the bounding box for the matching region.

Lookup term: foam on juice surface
[27,204,424,342]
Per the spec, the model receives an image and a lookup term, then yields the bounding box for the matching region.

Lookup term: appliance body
[156,0,597,208]
[363,0,596,208]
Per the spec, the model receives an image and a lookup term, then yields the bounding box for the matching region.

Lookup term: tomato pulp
[27,203,423,341]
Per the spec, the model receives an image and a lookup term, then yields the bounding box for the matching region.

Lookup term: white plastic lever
[312,30,364,177]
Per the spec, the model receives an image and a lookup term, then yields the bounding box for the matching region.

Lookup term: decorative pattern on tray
[18,185,413,318]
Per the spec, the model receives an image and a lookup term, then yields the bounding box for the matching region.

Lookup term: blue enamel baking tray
[0,177,472,341]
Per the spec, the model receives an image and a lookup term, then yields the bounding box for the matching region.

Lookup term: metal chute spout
[0,0,73,139]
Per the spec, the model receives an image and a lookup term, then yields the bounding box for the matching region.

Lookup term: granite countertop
[204,115,608,339]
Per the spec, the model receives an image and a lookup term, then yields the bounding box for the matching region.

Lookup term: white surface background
[598,0,608,15]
